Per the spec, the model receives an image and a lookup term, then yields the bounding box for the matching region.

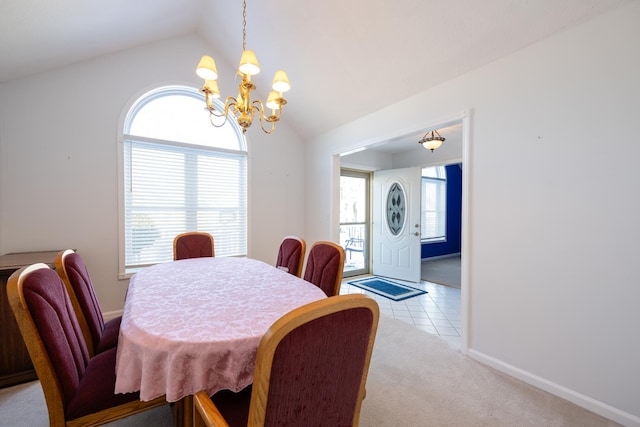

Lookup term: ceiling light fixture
[195,0,290,134]
[418,130,446,152]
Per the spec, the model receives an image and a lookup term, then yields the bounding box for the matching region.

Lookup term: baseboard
[103,309,123,322]
[468,349,640,427]
[421,252,461,262]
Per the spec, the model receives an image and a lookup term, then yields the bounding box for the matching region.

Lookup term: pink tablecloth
[114,257,326,402]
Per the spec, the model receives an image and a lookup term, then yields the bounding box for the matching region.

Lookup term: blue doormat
[347,276,427,301]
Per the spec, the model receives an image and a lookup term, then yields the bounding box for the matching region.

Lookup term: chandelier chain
[242,0,247,51]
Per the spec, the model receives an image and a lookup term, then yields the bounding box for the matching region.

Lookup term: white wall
[305,3,640,426]
[0,34,306,312]
[341,149,393,171]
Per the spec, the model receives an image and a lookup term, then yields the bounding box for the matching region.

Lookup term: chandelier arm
[253,99,282,123]
[207,104,227,118]
[207,96,237,117]
[251,100,277,134]
[252,99,266,117]
[258,117,277,134]
[209,113,228,128]
[207,97,239,128]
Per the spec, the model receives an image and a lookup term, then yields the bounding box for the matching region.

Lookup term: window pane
[340,176,367,223]
[339,170,369,277]
[421,166,446,240]
[124,139,247,267]
[127,89,242,150]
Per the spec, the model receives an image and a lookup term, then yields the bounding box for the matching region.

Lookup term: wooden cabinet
[0,250,60,388]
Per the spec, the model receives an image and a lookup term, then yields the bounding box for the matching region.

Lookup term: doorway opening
[336,114,469,352]
[419,163,462,289]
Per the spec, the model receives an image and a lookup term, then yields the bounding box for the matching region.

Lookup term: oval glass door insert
[386,182,406,235]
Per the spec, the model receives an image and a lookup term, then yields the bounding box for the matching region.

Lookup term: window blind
[123,138,247,268]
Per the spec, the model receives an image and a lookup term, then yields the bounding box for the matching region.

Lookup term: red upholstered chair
[275,236,306,277]
[173,231,215,261]
[303,241,345,297]
[55,249,120,357]
[193,294,380,427]
[7,263,166,426]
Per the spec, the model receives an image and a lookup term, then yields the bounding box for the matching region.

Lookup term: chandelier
[418,129,445,152]
[195,0,290,134]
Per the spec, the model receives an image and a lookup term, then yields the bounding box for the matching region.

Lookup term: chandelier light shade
[196,56,218,80]
[196,0,290,134]
[418,129,446,152]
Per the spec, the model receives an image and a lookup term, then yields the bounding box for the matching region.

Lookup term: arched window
[120,85,247,273]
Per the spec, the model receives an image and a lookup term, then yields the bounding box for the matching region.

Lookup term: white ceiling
[0,0,630,142]
[364,123,462,155]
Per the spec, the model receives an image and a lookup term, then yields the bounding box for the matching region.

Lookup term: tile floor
[340,276,462,349]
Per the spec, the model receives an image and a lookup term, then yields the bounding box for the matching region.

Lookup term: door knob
[413,232,419,236]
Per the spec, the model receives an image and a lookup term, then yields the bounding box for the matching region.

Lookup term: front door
[372,167,421,282]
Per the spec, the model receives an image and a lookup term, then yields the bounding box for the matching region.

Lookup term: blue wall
[421,164,462,259]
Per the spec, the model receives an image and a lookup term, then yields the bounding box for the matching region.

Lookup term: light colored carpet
[0,315,619,426]
[361,316,619,426]
[421,254,461,288]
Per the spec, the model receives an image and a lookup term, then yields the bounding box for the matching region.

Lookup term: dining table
[114,256,327,426]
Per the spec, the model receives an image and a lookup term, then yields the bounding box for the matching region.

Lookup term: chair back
[55,249,104,355]
[7,263,90,424]
[8,263,167,425]
[194,294,379,427]
[303,241,345,296]
[275,236,306,277]
[173,231,215,260]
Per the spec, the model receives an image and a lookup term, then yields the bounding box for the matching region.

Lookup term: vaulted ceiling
[0,0,630,141]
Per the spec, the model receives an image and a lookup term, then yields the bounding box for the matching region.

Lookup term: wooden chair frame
[173,231,215,260]
[7,263,166,427]
[193,294,379,427]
